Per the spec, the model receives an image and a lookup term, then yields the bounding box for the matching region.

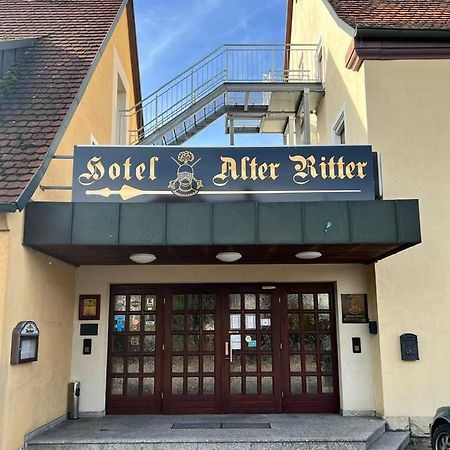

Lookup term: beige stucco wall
[72,264,378,416]
[33,8,139,203]
[0,7,140,449]
[365,59,450,430]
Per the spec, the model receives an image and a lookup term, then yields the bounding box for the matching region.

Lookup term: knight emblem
[168,150,203,197]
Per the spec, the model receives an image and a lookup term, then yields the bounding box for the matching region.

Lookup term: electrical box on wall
[400,333,419,361]
[10,321,40,365]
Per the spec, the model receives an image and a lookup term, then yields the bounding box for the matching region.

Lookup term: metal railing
[125,44,321,144]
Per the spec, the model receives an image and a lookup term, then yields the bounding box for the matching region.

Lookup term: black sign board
[341,294,369,323]
[72,145,376,203]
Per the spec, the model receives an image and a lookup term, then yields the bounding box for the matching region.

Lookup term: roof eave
[355,27,450,39]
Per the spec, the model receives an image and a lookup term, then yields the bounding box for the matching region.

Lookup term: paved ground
[407,437,431,449]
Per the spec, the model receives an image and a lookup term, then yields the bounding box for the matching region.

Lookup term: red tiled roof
[327,0,450,30]
[0,0,125,207]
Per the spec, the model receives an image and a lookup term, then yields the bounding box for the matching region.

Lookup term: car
[431,407,450,449]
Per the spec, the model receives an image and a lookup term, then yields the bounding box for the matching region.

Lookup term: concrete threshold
[26,414,388,450]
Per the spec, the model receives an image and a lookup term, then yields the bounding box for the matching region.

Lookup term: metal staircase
[124,44,324,146]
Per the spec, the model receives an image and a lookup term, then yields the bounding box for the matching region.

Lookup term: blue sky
[133,0,287,146]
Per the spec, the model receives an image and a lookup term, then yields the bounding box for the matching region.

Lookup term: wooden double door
[106,284,339,414]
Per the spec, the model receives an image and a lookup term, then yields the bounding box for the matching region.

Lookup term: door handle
[225,341,233,363]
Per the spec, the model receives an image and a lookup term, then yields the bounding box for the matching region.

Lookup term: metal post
[295,117,302,145]
[229,115,235,146]
[303,88,311,145]
[288,115,295,145]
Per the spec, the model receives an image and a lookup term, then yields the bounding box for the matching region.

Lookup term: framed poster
[341,294,368,323]
[79,295,101,320]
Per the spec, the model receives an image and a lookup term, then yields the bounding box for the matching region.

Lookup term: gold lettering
[250,158,258,181]
[149,156,158,180]
[241,156,249,181]
[109,162,120,180]
[345,161,356,179]
[289,155,318,185]
[136,162,146,180]
[78,156,105,186]
[337,156,345,179]
[124,157,132,181]
[356,161,368,179]
[258,162,268,180]
[269,163,280,180]
[213,156,238,187]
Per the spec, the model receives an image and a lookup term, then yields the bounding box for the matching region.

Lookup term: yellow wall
[365,59,450,427]
[0,6,140,449]
[33,7,139,203]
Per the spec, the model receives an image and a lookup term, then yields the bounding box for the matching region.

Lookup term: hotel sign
[72,145,376,202]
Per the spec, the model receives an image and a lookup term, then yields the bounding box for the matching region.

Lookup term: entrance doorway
[106,284,339,414]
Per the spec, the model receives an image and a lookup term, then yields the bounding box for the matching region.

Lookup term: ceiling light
[216,252,242,263]
[129,253,156,264]
[295,251,322,260]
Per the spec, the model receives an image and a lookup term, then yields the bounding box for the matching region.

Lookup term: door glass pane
[318,313,331,331]
[143,356,155,373]
[114,315,126,333]
[187,377,199,394]
[321,354,333,372]
[244,294,256,309]
[172,335,184,351]
[259,294,271,310]
[127,356,139,373]
[230,377,242,394]
[172,314,184,331]
[144,295,156,311]
[173,294,184,310]
[188,334,199,351]
[287,294,299,310]
[305,334,316,351]
[246,333,258,350]
[144,314,156,331]
[302,294,314,309]
[203,355,214,372]
[111,377,123,395]
[203,377,215,394]
[290,376,302,394]
[260,313,271,330]
[128,336,140,352]
[127,378,139,395]
[288,313,300,330]
[130,295,141,311]
[143,377,154,395]
[202,294,215,310]
[203,314,215,331]
[244,313,256,330]
[320,334,332,351]
[172,377,183,395]
[289,333,301,351]
[306,376,318,394]
[114,295,126,311]
[188,314,200,331]
[246,376,257,394]
[305,355,317,372]
[172,356,184,373]
[202,334,214,351]
[289,355,301,372]
[229,294,241,310]
[322,376,334,393]
[318,293,330,310]
[261,355,272,372]
[230,314,241,330]
[129,315,141,332]
[111,357,124,373]
[230,355,241,372]
[187,356,199,372]
[144,335,156,352]
[112,335,126,353]
[187,294,200,310]
[303,313,315,331]
[245,354,257,372]
[261,377,273,394]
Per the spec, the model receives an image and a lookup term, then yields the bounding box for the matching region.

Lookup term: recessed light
[295,251,322,260]
[129,253,156,264]
[216,252,242,263]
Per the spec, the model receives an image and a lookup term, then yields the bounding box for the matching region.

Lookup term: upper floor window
[333,111,345,144]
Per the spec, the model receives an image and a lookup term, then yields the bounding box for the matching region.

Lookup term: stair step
[369,431,410,450]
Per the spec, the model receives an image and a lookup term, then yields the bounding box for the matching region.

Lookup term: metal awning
[23,200,420,266]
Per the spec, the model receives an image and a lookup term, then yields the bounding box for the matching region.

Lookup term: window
[116,74,127,145]
[333,111,345,144]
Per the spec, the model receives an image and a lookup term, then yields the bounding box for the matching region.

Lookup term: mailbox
[10,321,39,365]
[400,333,419,361]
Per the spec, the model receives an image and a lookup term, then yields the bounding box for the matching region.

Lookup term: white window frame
[332,108,346,144]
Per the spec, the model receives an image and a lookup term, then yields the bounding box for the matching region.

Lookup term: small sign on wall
[79,295,101,320]
[11,321,40,364]
[341,294,368,323]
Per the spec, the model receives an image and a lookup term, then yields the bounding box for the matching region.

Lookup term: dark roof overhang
[23,200,421,266]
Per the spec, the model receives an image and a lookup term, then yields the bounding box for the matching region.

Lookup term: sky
[133,0,287,146]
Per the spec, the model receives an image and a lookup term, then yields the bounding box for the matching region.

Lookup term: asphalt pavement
[407,437,431,449]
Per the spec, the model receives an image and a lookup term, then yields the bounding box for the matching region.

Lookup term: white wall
[72,264,378,415]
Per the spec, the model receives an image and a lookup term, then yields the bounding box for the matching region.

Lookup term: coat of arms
[168,151,203,197]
